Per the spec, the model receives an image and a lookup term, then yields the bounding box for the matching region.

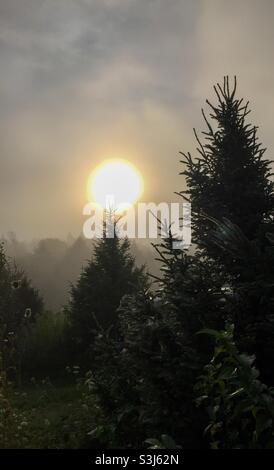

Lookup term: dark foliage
[180,76,274,251]
[89,290,205,448]
[206,217,274,385]
[78,78,274,449]
[180,78,274,385]
[67,226,147,361]
[0,243,44,380]
[196,323,274,449]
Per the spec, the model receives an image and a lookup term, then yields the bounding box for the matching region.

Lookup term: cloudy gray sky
[1,0,274,239]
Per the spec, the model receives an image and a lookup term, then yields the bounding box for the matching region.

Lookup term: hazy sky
[1,0,274,239]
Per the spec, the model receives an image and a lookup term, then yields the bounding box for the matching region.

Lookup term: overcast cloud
[0,0,273,238]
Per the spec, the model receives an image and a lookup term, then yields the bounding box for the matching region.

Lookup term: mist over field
[1,233,159,310]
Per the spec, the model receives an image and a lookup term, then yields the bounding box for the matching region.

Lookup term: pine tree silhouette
[67,216,147,360]
[180,76,274,252]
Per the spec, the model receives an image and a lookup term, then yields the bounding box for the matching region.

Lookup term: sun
[88,159,143,211]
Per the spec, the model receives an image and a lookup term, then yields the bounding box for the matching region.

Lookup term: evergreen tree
[0,243,44,376]
[180,76,274,252]
[0,243,43,331]
[86,228,226,447]
[180,77,274,383]
[83,78,274,448]
[67,223,147,358]
[152,233,225,340]
[207,217,274,384]
[89,288,206,448]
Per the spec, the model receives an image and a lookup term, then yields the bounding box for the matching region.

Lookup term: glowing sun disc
[88,159,143,210]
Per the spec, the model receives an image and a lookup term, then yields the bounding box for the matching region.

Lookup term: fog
[1,233,159,310]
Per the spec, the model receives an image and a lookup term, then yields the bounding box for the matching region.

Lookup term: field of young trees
[1,78,274,449]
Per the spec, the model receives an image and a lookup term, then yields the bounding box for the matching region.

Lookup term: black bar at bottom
[0,449,268,468]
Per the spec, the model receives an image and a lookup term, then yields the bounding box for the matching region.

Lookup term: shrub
[195,323,274,449]
[88,290,205,448]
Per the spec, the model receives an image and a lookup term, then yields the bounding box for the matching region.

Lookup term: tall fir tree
[180,76,274,253]
[67,221,147,359]
[180,77,274,384]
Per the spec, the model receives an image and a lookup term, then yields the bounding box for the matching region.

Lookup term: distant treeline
[1,234,159,311]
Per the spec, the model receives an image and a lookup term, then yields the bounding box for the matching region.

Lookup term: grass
[9,378,94,448]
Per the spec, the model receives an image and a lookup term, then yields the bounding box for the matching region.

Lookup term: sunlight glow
[88,159,143,211]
